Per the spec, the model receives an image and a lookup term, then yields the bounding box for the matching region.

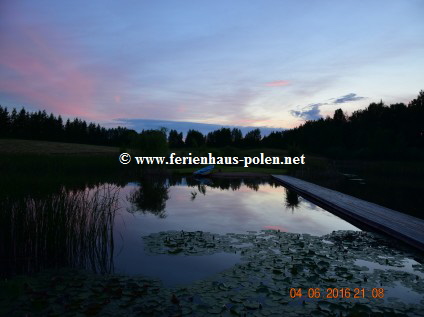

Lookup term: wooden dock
[272,175,424,251]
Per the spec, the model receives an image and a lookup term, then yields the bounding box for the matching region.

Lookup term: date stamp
[289,288,385,299]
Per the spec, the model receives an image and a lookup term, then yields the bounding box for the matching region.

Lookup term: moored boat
[193,165,215,176]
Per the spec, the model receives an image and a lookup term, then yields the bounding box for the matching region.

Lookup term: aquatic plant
[0,185,119,277]
[2,229,423,316]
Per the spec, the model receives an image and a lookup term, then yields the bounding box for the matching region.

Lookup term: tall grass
[0,185,119,277]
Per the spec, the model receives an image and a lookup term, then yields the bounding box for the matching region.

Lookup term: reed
[0,185,119,277]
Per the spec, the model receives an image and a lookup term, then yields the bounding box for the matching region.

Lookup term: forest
[0,90,423,159]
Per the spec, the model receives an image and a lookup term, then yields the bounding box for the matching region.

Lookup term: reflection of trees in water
[190,191,198,201]
[185,176,281,200]
[285,188,300,210]
[197,184,207,195]
[126,175,282,214]
[244,179,260,191]
[185,176,271,192]
[230,180,242,191]
[1,170,132,204]
[0,186,118,277]
[127,176,169,218]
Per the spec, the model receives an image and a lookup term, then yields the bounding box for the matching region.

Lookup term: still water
[113,176,359,286]
[2,175,423,310]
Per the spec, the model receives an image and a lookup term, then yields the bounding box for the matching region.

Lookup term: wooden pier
[272,175,424,251]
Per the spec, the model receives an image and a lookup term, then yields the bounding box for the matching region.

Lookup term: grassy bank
[0,139,133,178]
[2,140,423,219]
[0,139,119,154]
[0,139,292,177]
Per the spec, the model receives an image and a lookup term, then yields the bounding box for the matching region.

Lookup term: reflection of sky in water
[355,259,424,279]
[113,180,359,286]
[354,259,424,304]
[118,182,359,235]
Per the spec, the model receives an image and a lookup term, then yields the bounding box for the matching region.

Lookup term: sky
[1,0,423,133]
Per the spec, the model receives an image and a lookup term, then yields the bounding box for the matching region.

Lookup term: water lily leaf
[230,304,243,315]
[208,306,224,314]
[244,300,260,310]
[168,248,183,254]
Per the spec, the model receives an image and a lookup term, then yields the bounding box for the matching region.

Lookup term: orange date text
[289,288,384,299]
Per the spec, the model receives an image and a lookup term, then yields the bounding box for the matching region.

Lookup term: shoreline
[209,171,271,178]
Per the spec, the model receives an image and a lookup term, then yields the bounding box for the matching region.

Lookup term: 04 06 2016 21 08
[289,287,385,299]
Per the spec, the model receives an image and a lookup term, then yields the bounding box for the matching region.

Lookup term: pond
[1,175,423,316]
[113,176,359,286]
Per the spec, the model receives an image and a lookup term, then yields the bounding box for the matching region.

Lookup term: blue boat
[193,165,215,176]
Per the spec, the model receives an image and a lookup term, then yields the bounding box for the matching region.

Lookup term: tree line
[164,90,424,159]
[280,90,424,159]
[0,106,266,149]
[0,107,137,146]
[169,127,263,148]
[1,90,423,159]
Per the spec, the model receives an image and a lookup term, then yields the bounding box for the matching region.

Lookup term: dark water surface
[113,177,359,286]
[291,159,424,219]
[1,175,423,308]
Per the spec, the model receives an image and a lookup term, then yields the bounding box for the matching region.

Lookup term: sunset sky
[1,0,423,133]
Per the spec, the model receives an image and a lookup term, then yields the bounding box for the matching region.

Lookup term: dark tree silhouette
[206,128,232,147]
[244,128,261,147]
[0,106,137,147]
[168,129,184,148]
[1,90,423,158]
[279,91,424,159]
[231,128,243,147]
[185,129,205,147]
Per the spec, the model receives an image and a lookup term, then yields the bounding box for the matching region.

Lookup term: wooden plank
[272,175,424,251]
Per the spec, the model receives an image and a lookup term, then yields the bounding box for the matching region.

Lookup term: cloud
[290,103,324,121]
[334,93,366,104]
[115,118,284,136]
[290,92,367,121]
[0,21,100,118]
[264,80,290,87]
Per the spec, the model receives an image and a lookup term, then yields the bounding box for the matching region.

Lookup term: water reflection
[117,176,359,236]
[0,186,118,278]
[121,175,359,236]
[112,176,362,284]
[1,174,361,284]
[190,191,198,201]
[291,161,424,219]
[285,188,300,210]
[127,176,170,218]
[126,176,280,217]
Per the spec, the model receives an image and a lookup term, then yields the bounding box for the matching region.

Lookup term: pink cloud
[177,105,187,113]
[0,24,99,119]
[232,118,275,125]
[265,80,290,87]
